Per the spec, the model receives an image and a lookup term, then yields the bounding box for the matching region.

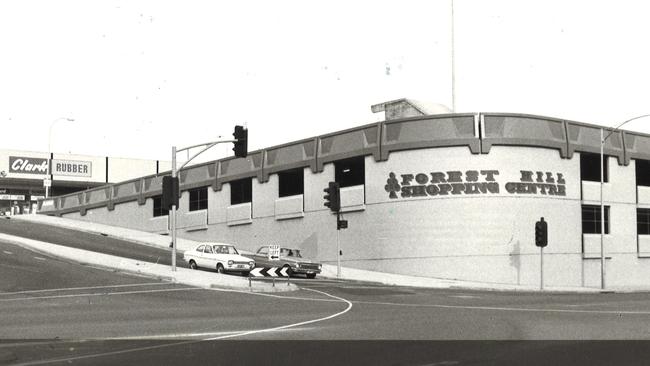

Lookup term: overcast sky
[1,0,649,163]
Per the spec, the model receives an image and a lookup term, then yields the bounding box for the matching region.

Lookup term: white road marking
[109,327,311,340]
[13,288,353,366]
[2,250,12,255]
[449,295,480,299]
[205,288,353,340]
[353,299,650,315]
[0,287,200,302]
[0,282,171,296]
[33,257,46,261]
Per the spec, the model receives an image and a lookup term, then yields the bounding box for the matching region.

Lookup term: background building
[36,100,650,288]
[0,149,170,215]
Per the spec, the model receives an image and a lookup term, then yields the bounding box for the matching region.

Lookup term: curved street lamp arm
[603,114,650,143]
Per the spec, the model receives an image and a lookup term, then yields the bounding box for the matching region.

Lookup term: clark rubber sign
[385,170,566,199]
[9,156,48,175]
[51,159,92,177]
[9,156,92,177]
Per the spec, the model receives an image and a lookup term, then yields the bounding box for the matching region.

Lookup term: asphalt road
[5,219,650,364]
[0,217,179,266]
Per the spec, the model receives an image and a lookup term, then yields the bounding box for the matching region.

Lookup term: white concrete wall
[55,145,650,288]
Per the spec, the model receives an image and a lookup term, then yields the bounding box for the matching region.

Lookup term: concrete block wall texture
[49,112,650,288]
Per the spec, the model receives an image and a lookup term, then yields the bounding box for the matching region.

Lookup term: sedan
[184,243,255,275]
[252,246,322,278]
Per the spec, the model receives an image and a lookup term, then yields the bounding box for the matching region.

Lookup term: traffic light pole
[539,247,544,290]
[337,211,341,278]
[169,138,239,272]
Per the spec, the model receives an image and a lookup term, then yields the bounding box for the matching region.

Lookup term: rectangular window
[580,152,608,182]
[278,169,304,197]
[582,204,610,234]
[189,187,208,211]
[230,178,252,205]
[152,196,168,217]
[636,159,650,186]
[638,208,650,235]
[335,157,365,188]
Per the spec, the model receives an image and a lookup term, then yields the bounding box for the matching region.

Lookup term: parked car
[252,246,322,278]
[184,243,255,275]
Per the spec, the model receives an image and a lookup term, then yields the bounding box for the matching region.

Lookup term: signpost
[269,245,280,261]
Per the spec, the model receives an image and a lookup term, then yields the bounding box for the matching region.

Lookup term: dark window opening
[636,159,650,186]
[580,152,608,182]
[278,169,304,197]
[582,204,610,234]
[638,208,650,235]
[335,157,365,188]
[230,178,252,205]
[152,196,168,217]
[189,187,208,211]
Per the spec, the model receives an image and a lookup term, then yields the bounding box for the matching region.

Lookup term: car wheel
[306,273,316,279]
[189,260,198,270]
[283,265,293,277]
[217,263,225,274]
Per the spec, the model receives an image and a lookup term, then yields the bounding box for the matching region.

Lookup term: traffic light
[323,181,340,212]
[162,176,179,209]
[233,125,248,158]
[535,217,548,247]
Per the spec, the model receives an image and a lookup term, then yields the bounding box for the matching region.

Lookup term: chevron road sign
[250,267,290,277]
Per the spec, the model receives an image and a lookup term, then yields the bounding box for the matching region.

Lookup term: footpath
[7,214,643,293]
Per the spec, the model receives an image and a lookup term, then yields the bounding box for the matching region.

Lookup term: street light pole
[600,114,650,290]
[600,127,605,290]
[46,117,74,198]
[171,145,177,271]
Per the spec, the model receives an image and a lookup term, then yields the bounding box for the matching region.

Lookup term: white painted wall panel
[227,202,252,226]
[275,195,303,220]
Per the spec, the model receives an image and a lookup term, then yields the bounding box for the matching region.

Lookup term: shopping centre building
[36,99,650,288]
[0,149,169,215]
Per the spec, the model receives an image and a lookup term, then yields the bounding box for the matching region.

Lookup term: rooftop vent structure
[371,98,452,121]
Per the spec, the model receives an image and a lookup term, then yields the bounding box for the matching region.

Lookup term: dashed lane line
[108,327,311,340]
[2,251,12,255]
[33,257,46,261]
[0,287,200,302]
[0,282,172,296]
[449,295,481,299]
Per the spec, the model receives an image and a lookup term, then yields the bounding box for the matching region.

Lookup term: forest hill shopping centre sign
[385,170,566,199]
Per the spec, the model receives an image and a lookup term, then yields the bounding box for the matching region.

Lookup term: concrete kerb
[0,233,295,293]
[318,264,606,294]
